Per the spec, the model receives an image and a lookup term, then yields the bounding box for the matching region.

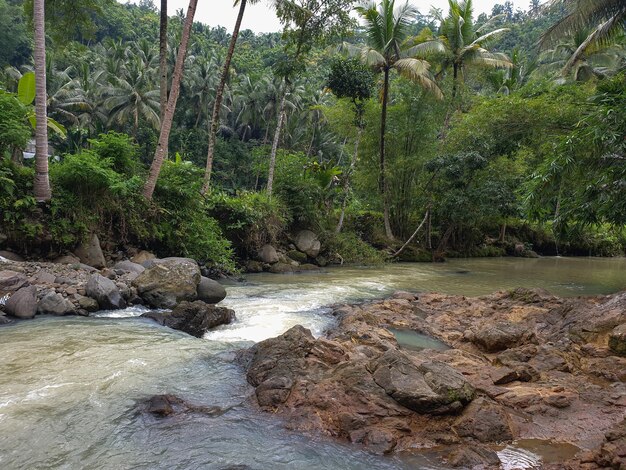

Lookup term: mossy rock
[287,250,308,263]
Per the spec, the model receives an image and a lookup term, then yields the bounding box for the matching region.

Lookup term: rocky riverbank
[239,287,626,468]
[0,254,234,336]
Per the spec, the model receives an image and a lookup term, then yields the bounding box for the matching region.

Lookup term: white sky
[123,0,538,33]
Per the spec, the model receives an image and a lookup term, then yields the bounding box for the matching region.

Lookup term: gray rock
[37,291,75,315]
[141,300,235,337]
[0,314,12,325]
[32,270,56,284]
[113,260,145,274]
[86,274,126,310]
[258,244,279,264]
[5,285,38,319]
[132,257,200,308]
[371,350,474,414]
[294,230,321,258]
[74,234,106,269]
[0,270,29,295]
[75,294,99,312]
[268,262,295,274]
[0,250,24,262]
[197,276,226,304]
[131,250,156,265]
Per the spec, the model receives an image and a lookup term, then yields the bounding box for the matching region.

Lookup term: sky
[125,0,537,33]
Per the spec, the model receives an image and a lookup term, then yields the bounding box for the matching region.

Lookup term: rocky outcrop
[138,394,227,418]
[86,273,126,310]
[241,287,626,467]
[197,276,226,304]
[131,250,156,265]
[258,244,279,264]
[113,260,145,275]
[0,251,24,262]
[37,291,75,315]
[5,285,38,319]
[74,234,106,269]
[294,230,321,258]
[132,257,200,308]
[141,300,235,337]
[0,270,29,295]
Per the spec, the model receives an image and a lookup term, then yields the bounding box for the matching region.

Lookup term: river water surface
[1,257,624,469]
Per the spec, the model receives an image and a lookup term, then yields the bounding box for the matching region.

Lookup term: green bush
[152,159,235,271]
[206,190,290,258]
[320,231,385,265]
[89,131,140,176]
[0,90,30,156]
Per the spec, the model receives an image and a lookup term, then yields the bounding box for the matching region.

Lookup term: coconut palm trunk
[143,0,198,200]
[202,0,248,194]
[380,67,394,240]
[159,0,168,120]
[33,0,51,202]
[266,85,287,197]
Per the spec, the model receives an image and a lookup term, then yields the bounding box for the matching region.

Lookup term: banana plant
[17,72,67,139]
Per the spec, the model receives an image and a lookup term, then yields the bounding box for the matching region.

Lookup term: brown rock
[5,285,38,319]
[453,397,515,443]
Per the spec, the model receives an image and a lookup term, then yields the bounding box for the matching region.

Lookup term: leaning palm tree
[144,0,198,200]
[429,0,511,98]
[540,0,626,75]
[159,0,168,121]
[351,0,442,240]
[202,0,258,194]
[33,0,50,201]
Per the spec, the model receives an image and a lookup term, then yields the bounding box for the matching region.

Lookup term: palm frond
[393,58,443,99]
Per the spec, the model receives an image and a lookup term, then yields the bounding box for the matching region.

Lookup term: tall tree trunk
[499,221,507,242]
[159,0,168,122]
[201,0,247,194]
[452,62,459,99]
[143,0,198,200]
[266,85,287,197]
[392,209,429,258]
[33,0,50,202]
[336,129,362,233]
[380,67,394,240]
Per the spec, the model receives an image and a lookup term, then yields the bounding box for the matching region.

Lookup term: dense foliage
[0,0,624,268]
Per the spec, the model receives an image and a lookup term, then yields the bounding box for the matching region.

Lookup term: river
[0,257,624,469]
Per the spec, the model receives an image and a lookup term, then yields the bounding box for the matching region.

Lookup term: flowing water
[0,257,624,469]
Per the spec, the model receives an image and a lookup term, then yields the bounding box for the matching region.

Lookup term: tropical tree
[351,0,442,239]
[430,0,511,98]
[202,0,258,194]
[33,0,50,201]
[540,0,626,75]
[143,0,198,200]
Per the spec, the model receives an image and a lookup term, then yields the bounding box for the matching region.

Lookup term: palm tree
[202,0,258,194]
[33,0,50,201]
[540,0,626,75]
[160,0,168,121]
[352,0,442,240]
[102,57,160,136]
[430,0,511,98]
[144,0,198,200]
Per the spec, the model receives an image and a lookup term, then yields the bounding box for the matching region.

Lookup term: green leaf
[47,117,67,139]
[17,72,36,105]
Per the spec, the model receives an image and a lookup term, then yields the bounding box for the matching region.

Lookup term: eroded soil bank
[240,287,626,469]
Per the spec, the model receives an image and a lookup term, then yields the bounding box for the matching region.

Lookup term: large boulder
[258,244,279,264]
[197,276,226,304]
[86,273,126,310]
[294,230,321,258]
[53,254,81,264]
[371,350,474,415]
[132,258,200,308]
[37,291,75,315]
[5,285,38,319]
[0,270,29,296]
[141,300,235,337]
[74,234,106,269]
[609,324,626,357]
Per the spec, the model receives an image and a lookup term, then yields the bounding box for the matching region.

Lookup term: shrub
[89,131,140,176]
[320,231,385,265]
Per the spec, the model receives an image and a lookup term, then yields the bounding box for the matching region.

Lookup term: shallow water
[0,257,624,469]
[388,328,450,351]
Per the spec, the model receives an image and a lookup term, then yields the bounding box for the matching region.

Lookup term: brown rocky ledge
[238,288,626,468]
